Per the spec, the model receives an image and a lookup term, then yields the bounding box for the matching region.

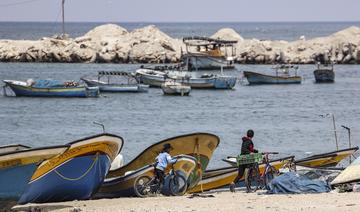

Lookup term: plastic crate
[236,153,263,166]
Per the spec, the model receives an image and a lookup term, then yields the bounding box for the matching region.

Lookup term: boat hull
[136,69,236,89]
[244,71,301,85]
[18,154,111,204]
[181,54,235,70]
[0,145,69,200]
[161,84,191,96]
[314,69,335,83]
[331,156,360,185]
[18,133,123,204]
[3,80,99,97]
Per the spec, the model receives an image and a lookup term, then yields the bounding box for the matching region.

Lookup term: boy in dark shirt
[230,129,258,192]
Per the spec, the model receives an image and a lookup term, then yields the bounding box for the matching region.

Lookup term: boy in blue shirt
[155,143,177,187]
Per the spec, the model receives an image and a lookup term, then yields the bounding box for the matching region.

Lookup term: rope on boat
[54,153,99,181]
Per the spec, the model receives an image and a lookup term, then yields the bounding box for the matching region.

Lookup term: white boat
[181,36,237,70]
[82,71,148,93]
[161,80,191,96]
[135,68,237,89]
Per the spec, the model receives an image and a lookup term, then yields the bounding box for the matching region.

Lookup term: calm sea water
[1,62,360,168]
[1,22,360,41]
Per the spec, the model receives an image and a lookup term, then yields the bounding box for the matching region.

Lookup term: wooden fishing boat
[314,63,335,83]
[3,79,99,97]
[135,68,237,89]
[95,133,220,198]
[181,36,237,70]
[244,65,301,85]
[188,156,294,193]
[95,155,196,198]
[18,133,123,204]
[0,144,31,154]
[295,147,358,168]
[223,147,358,168]
[81,71,148,92]
[161,80,191,96]
[0,145,69,200]
[331,156,360,185]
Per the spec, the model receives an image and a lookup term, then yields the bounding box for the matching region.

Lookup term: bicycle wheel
[244,163,260,193]
[133,175,153,197]
[169,173,188,196]
[264,166,279,190]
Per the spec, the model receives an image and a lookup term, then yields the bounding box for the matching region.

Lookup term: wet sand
[12,190,360,212]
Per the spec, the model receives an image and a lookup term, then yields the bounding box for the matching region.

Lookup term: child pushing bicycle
[154,143,177,189]
[230,129,258,192]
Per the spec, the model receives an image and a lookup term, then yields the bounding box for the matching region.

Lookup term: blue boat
[18,133,124,204]
[244,65,302,85]
[0,145,69,200]
[3,79,99,97]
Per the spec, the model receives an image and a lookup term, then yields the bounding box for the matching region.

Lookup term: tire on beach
[244,163,260,192]
[169,172,188,196]
[133,175,153,198]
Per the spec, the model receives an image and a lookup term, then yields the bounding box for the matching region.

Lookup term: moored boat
[18,133,123,204]
[181,36,237,70]
[96,155,196,198]
[0,145,69,200]
[3,79,99,97]
[82,71,148,92]
[314,63,335,83]
[161,80,191,96]
[244,64,301,85]
[135,68,237,89]
[95,133,220,198]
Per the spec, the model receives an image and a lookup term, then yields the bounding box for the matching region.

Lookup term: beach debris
[187,193,215,199]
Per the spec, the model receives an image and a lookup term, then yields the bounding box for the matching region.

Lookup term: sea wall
[0,24,360,64]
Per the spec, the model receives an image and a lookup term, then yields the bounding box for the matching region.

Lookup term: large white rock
[211,28,244,42]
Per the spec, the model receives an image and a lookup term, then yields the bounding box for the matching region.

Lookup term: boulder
[211,28,244,42]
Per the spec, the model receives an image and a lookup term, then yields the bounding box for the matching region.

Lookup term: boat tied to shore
[135,67,237,89]
[181,36,237,71]
[3,79,99,97]
[243,64,302,85]
[81,71,149,93]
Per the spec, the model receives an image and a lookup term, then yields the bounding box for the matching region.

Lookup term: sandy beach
[12,189,360,212]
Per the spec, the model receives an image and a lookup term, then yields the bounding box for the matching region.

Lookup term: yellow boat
[95,154,197,198]
[295,147,358,168]
[188,156,294,193]
[106,132,220,190]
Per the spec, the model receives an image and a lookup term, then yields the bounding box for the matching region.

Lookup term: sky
[0,0,359,22]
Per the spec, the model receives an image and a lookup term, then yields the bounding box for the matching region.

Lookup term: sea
[1,22,360,168]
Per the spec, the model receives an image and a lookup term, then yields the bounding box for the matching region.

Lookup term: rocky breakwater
[211,26,360,64]
[0,24,360,64]
[0,24,181,63]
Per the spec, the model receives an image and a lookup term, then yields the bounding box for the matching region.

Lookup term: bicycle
[240,152,280,192]
[133,162,188,197]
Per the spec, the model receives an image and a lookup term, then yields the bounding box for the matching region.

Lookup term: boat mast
[61,0,65,36]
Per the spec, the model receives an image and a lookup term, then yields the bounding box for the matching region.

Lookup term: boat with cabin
[135,67,237,89]
[314,62,335,83]
[81,71,149,92]
[3,79,99,97]
[243,64,302,85]
[181,36,237,70]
